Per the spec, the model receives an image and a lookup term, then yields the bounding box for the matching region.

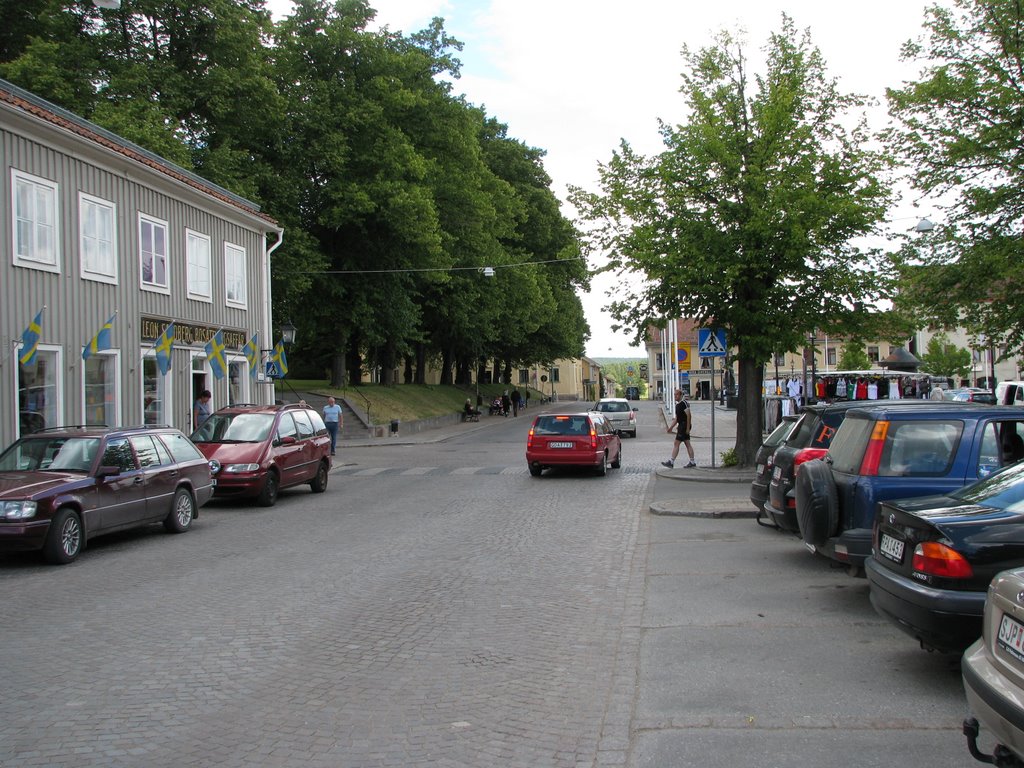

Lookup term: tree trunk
[439,348,453,385]
[735,356,765,467]
[414,343,427,385]
[403,355,413,384]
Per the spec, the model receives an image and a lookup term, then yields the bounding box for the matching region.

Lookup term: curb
[649,501,757,518]
[654,467,750,484]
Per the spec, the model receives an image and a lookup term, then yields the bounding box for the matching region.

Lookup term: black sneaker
[661,460,674,468]
[684,461,697,468]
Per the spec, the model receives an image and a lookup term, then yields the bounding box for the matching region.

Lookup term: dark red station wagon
[526,412,622,477]
[0,425,214,564]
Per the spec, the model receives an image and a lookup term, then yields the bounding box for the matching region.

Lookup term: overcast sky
[268,0,935,358]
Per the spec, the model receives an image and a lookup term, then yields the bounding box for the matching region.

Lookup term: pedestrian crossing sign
[698,328,727,357]
[265,361,282,378]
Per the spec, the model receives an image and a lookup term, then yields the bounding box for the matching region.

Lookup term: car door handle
[133,476,143,485]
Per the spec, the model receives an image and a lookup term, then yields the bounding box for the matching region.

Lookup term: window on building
[551,368,560,383]
[774,354,786,366]
[83,353,119,427]
[225,242,246,306]
[142,356,170,426]
[186,229,212,300]
[827,347,837,366]
[18,348,60,436]
[868,346,880,363]
[228,358,247,405]
[79,193,116,283]
[12,170,59,272]
[140,214,169,291]
[656,353,664,371]
[518,369,529,385]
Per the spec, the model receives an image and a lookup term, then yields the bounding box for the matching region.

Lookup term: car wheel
[795,459,839,548]
[43,507,82,564]
[597,452,608,476]
[529,464,542,477]
[163,488,195,533]
[310,460,329,493]
[611,445,622,469]
[257,471,280,507]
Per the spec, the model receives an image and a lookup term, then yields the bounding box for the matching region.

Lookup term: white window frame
[81,350,121,428]
[11,169,60,273]
[224,241,247,308]
[139,213,170,294]
[14,344,64,438]
[79,192,117,284]
[227,354,250,405]
[186,228,212,302]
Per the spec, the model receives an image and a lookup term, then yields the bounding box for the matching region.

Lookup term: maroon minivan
[191,403,331,506]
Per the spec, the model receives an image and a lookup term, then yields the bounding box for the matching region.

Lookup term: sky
[268,0,935,358]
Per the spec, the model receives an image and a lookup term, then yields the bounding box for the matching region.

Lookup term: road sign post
[698,329,728,468]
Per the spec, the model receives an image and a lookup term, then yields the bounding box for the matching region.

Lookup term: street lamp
[280,321,297,345]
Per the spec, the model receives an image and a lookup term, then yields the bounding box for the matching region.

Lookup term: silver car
[963,567,1024,764]
[591,398,637,438]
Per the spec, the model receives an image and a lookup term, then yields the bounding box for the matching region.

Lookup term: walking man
[323,396,342,456]
[662,388,696,468]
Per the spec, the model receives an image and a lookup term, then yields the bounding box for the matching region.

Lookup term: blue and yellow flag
[155,322,175,375]
[205,330,227,380]
[271,339,288,377]
[19,308,43,367]
[82,313,116,360]
[242,333,260,379]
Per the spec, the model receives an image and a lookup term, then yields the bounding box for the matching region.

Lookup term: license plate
[998,614,1024,663]
[549,441,574,449]
[756,463,764,475]
[773,466,782,481]
[879,533,905,563]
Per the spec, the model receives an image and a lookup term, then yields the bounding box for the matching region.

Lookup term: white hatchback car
[591,398,638,438]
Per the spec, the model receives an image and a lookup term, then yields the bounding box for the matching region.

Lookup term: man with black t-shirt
[662,388,696,468]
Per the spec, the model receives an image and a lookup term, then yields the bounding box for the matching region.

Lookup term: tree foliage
[0,0,588,384]
[918,332,972,380]
[887,0,1024,354]
[837,341,871,371]
[571,16,890,464]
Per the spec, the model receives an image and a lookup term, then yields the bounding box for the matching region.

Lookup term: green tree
[918,332,972,380]
[887,0,1024,353]
[572,17,890,465]
[838,341,871,371]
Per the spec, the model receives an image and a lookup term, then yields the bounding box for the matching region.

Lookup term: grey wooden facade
[1,78,283,445]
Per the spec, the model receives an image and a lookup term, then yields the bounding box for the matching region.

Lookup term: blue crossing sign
[265,361,282,378]
[698,328,727,358]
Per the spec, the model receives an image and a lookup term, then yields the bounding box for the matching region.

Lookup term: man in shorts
[662,388,696,468]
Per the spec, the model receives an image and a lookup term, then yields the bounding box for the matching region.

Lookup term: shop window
[84,353,119,427]
[18,348,60,435]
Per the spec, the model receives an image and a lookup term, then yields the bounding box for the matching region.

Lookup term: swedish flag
[271,339,288,377]
[205,330,227,380]
[19,309,43,367]
[155,322,175,375]
[82,313,116,360]
[242,333,260,379]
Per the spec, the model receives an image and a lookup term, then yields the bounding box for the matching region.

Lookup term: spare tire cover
[795,458,839,548]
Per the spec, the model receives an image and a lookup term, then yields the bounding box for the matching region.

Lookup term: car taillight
[590,425,598,449]
[858,421,890,476]
[794,448,827,467]
[912,542,973,578]
[527,427,534,448]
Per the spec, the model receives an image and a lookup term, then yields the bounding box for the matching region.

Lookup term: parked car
[591,397,638,438]
[765,401,884,532]
[866,460,1024,652]
[750,415,797,515]
[996,380,1024,406]
[191,403,332,506]
[795,402,1024,570]
[0,425,214,564]
[946,388,997,405]
[963,566,1024,766]
[526,412,621,477]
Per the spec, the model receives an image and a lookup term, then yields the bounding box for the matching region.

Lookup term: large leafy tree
[572,16,890,465]
[919,332,972,380]
[887,0,1024,354]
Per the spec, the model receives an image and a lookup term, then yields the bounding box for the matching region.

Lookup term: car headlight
[222,463,260,473]
[1,501,38,520]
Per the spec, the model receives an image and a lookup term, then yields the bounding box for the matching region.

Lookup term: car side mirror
[96,465,122,478]
[278,435,297,446]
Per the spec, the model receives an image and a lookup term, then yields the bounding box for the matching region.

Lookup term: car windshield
[192,413,275,443]
[953,460,1024,511]
[596,402,629,413]
[0,436,101,472]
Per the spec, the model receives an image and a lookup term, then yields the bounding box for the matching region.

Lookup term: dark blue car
[794,402,1024,570]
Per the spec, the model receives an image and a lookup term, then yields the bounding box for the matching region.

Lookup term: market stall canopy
[880,347,922,372]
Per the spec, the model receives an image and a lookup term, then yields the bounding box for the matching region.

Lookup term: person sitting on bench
[463,399,481,421]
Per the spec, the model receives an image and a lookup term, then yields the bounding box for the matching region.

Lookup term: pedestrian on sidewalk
[323,396,342,456]
[662,388,696,468]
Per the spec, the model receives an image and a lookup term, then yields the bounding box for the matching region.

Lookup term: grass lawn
[277,380,547,425]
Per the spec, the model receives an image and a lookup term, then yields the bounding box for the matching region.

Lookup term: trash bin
[726,394,738,409]
[390,419,400,435]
